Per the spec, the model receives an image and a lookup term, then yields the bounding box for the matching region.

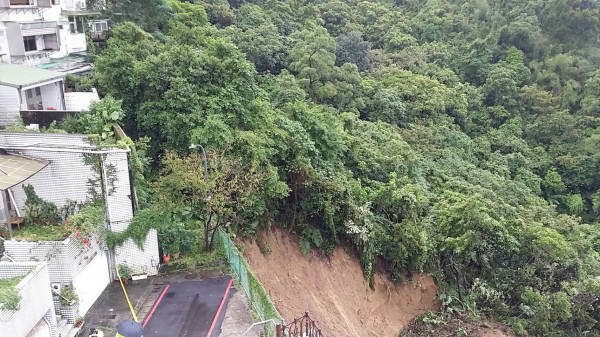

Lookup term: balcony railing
[20,110,79,128]
[0,0,51,8]
[91,31,108,42]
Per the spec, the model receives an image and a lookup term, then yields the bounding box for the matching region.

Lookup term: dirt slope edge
[241,227,439,337]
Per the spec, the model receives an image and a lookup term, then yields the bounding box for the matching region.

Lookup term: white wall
[4,234,103,284]
[64,26,86,54]
[115,229,160,276]
[0,3,87,60]
[27,318,52,337]
[105,151,159,276]
[0,85,21,126]
[0,25,8,63]
[72,250,110,316]
[0,85,19,113]
[0,263,57,337]
[0,8,41,22]
[0,132,159,278]
[4,133,94,209]
[39,81,64,110]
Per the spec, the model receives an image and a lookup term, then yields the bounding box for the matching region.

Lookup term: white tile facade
[0,262,58,337]
[0,1,95,65]
[4,234,102,283]
[0,132,159,278]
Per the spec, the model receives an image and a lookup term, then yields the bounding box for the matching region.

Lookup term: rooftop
[0,63,64,89]
[0,152,49,190]
[36,53,92,74]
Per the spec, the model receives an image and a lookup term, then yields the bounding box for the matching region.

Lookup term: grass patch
[165,228,227,272]
[0,277,23,310]
[12,225,70,241]
[167,250,227,271]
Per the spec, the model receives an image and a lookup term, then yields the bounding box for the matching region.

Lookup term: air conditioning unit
[51,283,61,295]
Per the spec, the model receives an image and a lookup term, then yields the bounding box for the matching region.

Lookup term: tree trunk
[204,211,213,251]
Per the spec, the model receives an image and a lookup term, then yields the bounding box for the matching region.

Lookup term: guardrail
[218,230,283,336]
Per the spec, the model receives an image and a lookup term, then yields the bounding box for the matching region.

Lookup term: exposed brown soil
[241,227,439,337]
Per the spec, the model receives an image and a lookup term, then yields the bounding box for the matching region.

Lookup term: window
[10,0,32,5]
[25,88,41,98]
[68,16,85,34]
[23,36,37,52]
[51,0,58,4]
[94,22,108,32]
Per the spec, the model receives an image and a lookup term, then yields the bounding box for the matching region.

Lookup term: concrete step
[67,325,82,337]
[57,319,68,330]
[58,321,73,337]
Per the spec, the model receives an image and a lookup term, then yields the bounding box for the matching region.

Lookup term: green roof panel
[0,63,65,89]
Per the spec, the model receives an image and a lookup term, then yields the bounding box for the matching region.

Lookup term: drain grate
[101,314,117,319]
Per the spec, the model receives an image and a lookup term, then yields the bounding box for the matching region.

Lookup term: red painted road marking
[206,278,233,337]
[143,284,171,328]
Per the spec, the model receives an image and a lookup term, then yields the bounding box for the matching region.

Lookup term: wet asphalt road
[143,276,235,337]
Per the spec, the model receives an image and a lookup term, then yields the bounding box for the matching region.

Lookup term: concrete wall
[0,7,42,22]
[105,151,159,276]
[0,262,58,337]
[115,229,160,276]
[38,81,64,110]
[0,85,21,126]
[9,145,95,209]
[72,250,110,316]
[0,2,89,61]
[0,25,8,62]
[4,233,107,319]
[64,30,86,54]
[4,234,103,283]
[0,132,159,278]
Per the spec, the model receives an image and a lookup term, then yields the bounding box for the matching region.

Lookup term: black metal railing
[277,312,325,337]
[20,110,80,128]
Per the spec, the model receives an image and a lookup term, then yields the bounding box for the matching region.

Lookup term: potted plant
[118,264,132,283]
[74,316,84,328]
[163,253,171,263]
[60,285,79,307]
[159,225,180,263]
[60,285,79,324]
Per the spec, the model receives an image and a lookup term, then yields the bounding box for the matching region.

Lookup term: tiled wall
[4,234,102,283]
[114,229,159,276]
[104,151,159,276]
[0,262,58,337]
[0,132,159,278]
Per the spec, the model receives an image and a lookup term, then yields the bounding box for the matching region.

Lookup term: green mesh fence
[218,230,283,336]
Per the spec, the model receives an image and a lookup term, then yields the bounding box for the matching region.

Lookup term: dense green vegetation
[0,277,22,311]
[89,0,600,335]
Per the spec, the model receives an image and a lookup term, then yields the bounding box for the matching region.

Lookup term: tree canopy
[92,0,600,335]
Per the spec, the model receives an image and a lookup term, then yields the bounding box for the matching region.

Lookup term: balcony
[91,30,107,41]
[3,21,59,65]
[0,0,51,8]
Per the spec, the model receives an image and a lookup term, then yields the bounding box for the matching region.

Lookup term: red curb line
[142,284,171,328]
[206,278,233,337]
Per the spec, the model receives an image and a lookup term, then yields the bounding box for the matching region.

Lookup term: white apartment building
[0,0,106,69]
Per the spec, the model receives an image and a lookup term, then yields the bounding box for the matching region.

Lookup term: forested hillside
[91,0,600,335]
